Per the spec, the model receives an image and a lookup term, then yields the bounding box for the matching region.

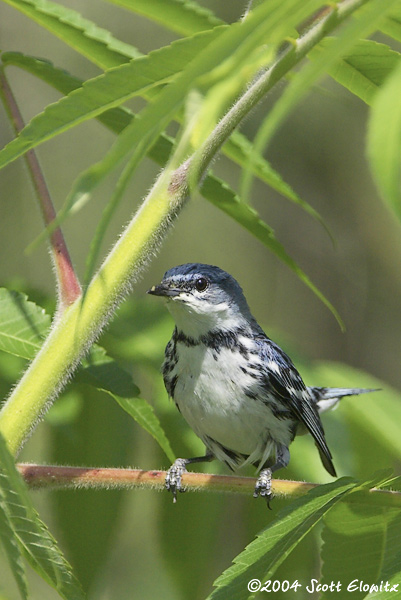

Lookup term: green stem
[0,168,180,455]
[195,0,368,178]
[0,0,370,455]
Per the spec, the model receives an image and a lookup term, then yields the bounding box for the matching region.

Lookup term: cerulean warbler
[148,263,374,504]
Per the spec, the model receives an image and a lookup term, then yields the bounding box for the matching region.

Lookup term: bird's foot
[165,458,188,503]
[253,468,273,508]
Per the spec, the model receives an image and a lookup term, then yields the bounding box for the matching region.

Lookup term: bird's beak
[147,283,181,297]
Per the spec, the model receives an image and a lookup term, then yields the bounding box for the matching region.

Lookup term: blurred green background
[1,1,401,598]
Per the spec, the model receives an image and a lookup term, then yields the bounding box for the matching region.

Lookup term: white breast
[171,341,293,470]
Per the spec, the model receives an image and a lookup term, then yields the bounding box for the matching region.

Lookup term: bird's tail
[308,386,378,415]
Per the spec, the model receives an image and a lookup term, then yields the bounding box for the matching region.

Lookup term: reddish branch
[17,464,401,507]
[0,69,81,308]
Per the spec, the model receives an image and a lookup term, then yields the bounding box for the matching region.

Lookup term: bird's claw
[253,468,273,509]
[165,458,188,503]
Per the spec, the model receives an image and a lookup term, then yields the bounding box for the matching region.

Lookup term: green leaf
[372,511,401,599]
[201,174,343,328]
[241,0,401,201]
[0,288,51,360]
[380,6,401,44]
[1,0,298,176]
[159,488,226,599]
[5,56,328,288]
[2,0,140,68]
[104,0,224,36]
[2,52,338,325]
[320,491,401,600]
[0,289,141,396]
[35,0,325,244]
[79,345,175,463]
[78,344,140,397]
[0,287,173,460]
[312,38,401,105]
[347,383,401,464]
[368,578,401,600]
[1,51,143,133]
[308,362,401,466]
[0,486,28,600]
[1,0,324,227]
[183,0,323,169]
[207,478,358,600]
[0,27,225,173]
[49,386,132,591]
[367,59,401,220]
[3,51,319,223]
[0,432,86,599]
[322,503,392,599]
[0,290,173,459]
[224,133,328,226]
[114,395,175,463]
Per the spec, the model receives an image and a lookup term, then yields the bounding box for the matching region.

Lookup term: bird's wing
[255,336,336,476]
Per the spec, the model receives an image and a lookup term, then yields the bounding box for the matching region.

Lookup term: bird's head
[147,263,253,337]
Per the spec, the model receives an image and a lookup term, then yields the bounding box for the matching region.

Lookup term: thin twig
[0,69,81,309]
[17,464,401,507]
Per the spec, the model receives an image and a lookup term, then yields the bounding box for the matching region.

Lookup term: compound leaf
[0,432,85,599]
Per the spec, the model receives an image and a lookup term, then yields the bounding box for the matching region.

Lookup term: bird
[147,263,375,504]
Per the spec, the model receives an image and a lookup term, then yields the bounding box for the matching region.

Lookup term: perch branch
[18,464,401,507]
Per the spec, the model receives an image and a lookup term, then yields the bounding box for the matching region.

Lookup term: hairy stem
[0,167,182,455]
[0,69,81,309]
[194,0,369,179]
[0,0,371,455]
[18,464,401,507]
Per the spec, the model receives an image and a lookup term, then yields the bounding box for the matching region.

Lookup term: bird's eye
[195,277,208,292]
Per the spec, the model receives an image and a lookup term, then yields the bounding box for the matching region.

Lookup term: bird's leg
[253,468,273,506]
[165,452,215,502]
[254,445,290,507]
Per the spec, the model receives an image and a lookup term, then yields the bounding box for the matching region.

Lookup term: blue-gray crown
[164,263,238,287]
[148,263,251,315]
